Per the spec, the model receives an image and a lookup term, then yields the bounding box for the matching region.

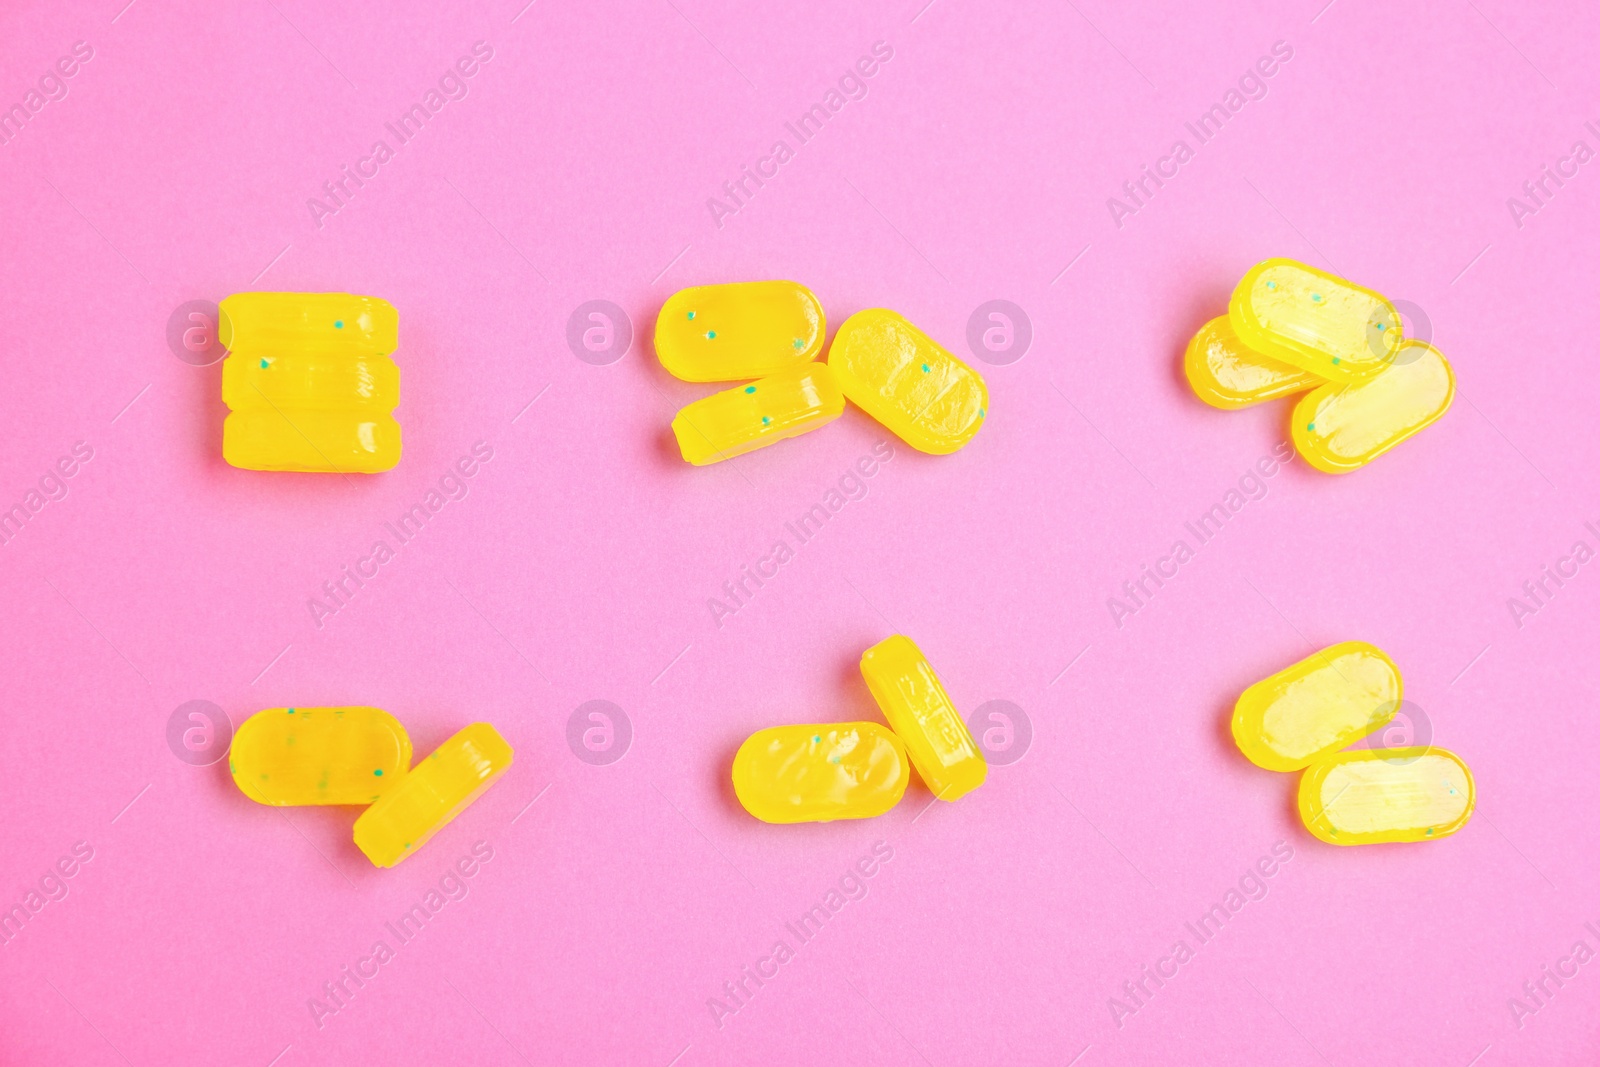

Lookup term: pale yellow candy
[1184,315,1323,409]
[731,722,909,823]
[1229,259,1401,383]
[1299,748,1474,845]
[230,707,411,806]
[828,310,987,455]
[1292,341,1454,473]
[1232,642,1401,772]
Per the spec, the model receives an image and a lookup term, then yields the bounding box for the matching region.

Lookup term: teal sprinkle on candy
[744,385,756,394]
[1426,828,1434,835]
[259,358,270,369]
[334,320,344,328]
[287,708,295,714]
[812,735,821,744]
[1266,281,1277,290]
[761,416,771,425]
[706,331,717,339]
[979,408,986,417]
[1331,357,1341,364]
[921,363,930,373]
[1311,293,1323,302]
[1376,323,1386,331]
[1307,423,1316,431]
[831,757,841,764]
[687,311,696,320]
[792,338,804,349]
[374,769,383,776]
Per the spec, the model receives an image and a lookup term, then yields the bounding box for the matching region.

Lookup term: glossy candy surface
[230,707,411,806]
[828,310,987,454]
[655,281,825,382]
[220,292,401,473]
[859,635,986,800]
[671,363,845,465]
[1298,748,1474,845]
[1232,642,1401,772]
[1292,341,1454,473]
[1184,315,1323,409]
[353,723,512,867]
[1229,259,1401,384]
[732,722,909,823]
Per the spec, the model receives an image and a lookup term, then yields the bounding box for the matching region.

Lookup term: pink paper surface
[2,0,1598,1063]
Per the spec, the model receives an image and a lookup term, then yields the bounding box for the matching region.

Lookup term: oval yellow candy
[654,281,825,382]
[828,310,987,455]
[1229,259,1401,383]
[732,722,909,824]
[671,363,844,465]
[1298,748,1474,845]
[859,635,986,801]
[353,723,513,868]
[220,292,401,474]
[220,292,399,357]
[1232,642,1401,772]
[1291,340,1454,474]
[1184,315,1323,409]
[230,707,412,806]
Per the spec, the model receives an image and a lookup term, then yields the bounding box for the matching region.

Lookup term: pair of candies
[229,707,513,867]
[1185,259,1455,473]
[731,635,987,823]
[656,282,989,465]
[219,292,403,474]
[1231,642,1474,845]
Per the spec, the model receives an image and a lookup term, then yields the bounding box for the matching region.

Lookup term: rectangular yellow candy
[1231,641,1401,771]
[353,723,512,867]
[1299,748,1474,845]
[1228,259,1401,384]
[827,309,987,454]
[654,280,826,382]
[230,707,412,806]
[219,292,402,473]
[1292,341,1454,473]
[859,635,986,801]
[1184,315,1323,409]
[671,363,844,465]
[731,723,909,823]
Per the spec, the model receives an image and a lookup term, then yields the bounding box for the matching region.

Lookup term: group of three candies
[1186,258,1455,472]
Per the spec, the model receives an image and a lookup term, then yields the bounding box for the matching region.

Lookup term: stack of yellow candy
[1231,642,1475,845]
[731,635,987,824]
[656,282,988,464]
[1185,259,1454,473]
[229,708,513,868]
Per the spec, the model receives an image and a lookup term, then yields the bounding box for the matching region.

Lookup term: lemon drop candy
[1229,259,1401,384]
[1232,641,1401,772]
[1298,748,1474,845]
[672,363,845,465]
[1184,315,1324,409]
[732,723,910,823]
[219,292,401,474]
[1292,341,1454,474]
[353,724,512,868]
[828,309,988,455]
[860,635,986,801]
[230,707,412,806]
[655,281,826,382]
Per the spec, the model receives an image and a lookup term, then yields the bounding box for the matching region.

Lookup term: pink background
[2,0,1598,1063]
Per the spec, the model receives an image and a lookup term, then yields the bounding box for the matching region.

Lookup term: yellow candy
[1232,642,1401,772]
[1229,259,1401,383]
[1292,340,1454,474]
[1184,315,1323,409]
[671,363,844,465]
[353,723,512,867]
[859,635,986,801]
[655,281,825,382]
[828,310,987,455]
[230,707,412,806]
[219,292,401,474]
[731,722,909,823]
[1298,748,1474,845]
